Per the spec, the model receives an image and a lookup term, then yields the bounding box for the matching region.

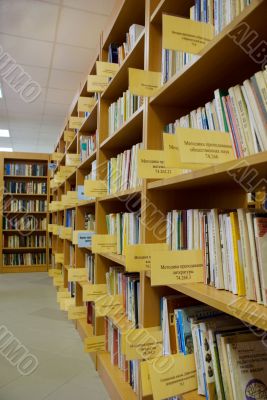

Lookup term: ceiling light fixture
[0,129,10,137]
[0,147,13,152]
[0,84,2,98]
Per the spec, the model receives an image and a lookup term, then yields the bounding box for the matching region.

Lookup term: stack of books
[165,68,267,157]
[167,208,267,304]
[106,211,140,254]
[85,213,95,231]
[85,160,97,181]
[5,234,46,248]
[107,143,142,194]
[66,209,76,230]
[85,253,95,283]
[111,24,144,65]
[4,162,47,176]
[3,216,47,230]
[162,0,252,83]
[80,134,97,162]
[4,199,47,212]
[3,252,46,266]
[5,181,47,194]
[108,91,143,136]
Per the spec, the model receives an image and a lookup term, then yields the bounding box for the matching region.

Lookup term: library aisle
[0,273,109,400]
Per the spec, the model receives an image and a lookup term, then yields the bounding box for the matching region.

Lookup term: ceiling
[0,0,116,153]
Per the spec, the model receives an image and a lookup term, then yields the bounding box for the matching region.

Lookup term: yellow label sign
[64,130,75,142]
[68,306,87,320]
[57,291,71,302]
[87,75,109,93]
[94,294,123,317]
[84,336,105,353]
[55,253,64,264]
[151,250,203,286]
[60,166,76,174]
[78,96,96,112]
[137,149,181,179]
[72,230,92,245]
[69,116,84,130]
[48,268,61,277]
[60,297,75,312]
[53,276,63,286]
[96,61,119,78]
[123,329,163,361]
[177,128,235,164]
[125,243,169,272]
[163,133,210,169]
[48,224,54,233]
[68,268,88,282]
[51,152,64,161]
[92,234,117,254]
[162,14,214,54]
[84,180,107,198]
[83,284,107,302]
[129,68,161,97]
[52,225,59,235]
[66,154,80,167]
[148,353,197,400]
[140,361,152,396]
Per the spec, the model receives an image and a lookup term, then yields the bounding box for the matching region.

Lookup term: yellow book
[230,212,246,296]
[122,213,129,256]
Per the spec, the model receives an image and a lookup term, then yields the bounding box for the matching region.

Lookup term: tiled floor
[0,272,109,400]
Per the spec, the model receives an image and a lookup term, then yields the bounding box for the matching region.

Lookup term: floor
[0,272,109,400]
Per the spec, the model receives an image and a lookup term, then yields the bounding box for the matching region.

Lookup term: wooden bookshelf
[0,152,50,273]
[47,1,267,399]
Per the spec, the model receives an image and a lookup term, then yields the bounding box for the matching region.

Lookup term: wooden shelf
[97,352,137,400]
[99,187,142,202]
[99,253,125,267]
[79,103,98,133]
[78,150,97,170]
[0,265,47,273]
[77,199,96,207]
[4,193,47,196]
[102,31,145,101]
[4,175,47,179]
[66,134,78,153]
[76,318,93,340]
[147,152,267,192]
[150,0,267,108]
[100,106,143,152]
[3,247,47,251]
[150,0,193,23]
[3,229,46,232]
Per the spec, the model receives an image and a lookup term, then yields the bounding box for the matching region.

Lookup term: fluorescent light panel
[0,147,13,152]
[0,84,2,98]
[0,129,10,137]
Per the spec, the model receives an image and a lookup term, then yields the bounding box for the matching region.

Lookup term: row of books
[108,90,143,136]
[85,253,95,283]
[106,212,140,255]
[166,208,267,305]
[85,160,97,181]
[3,234,47,248]
[5,181,47,194]
[106,266,140,326]
[85,213,95,231]
[80,134,96,162]
[3,252,46,266]
[104,319,139,393]
[161,0,251,83]
[108,24,144,65]
[66,209,76,229]
[165,68,267,158]
[68,281,75,298]
[161,294,267,399]
[2,216,47,230]
[107,143,142,194]
[4,163,47,177]
[4,199,47,212]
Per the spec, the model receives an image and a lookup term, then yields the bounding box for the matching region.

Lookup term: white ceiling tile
[63,0,116,14]
[5,98,44,114]
[52,44,95,73]
[19,65,50,88]
[48,70,84,91]
[46,88,75,105]
[44,101,68,116]
[0,34,53,68]
[0,0,59,41]
[39,122,63,133]
[1,82,46,103]
[57,7,106,48]
[14,143,38,152]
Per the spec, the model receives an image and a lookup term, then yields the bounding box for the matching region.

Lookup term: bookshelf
[0,152,50,273]
[48,1,267,400]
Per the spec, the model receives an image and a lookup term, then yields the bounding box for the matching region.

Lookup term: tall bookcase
[0,152,50,273]
[48,1,267,400]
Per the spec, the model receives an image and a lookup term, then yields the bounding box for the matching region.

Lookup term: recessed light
[0,147,13,152]
[0,129,10,137]
[0,84,2,98]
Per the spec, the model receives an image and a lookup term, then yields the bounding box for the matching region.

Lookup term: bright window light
[0,129,10,137]
[0,86,2,98]
[0,147,13,152]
